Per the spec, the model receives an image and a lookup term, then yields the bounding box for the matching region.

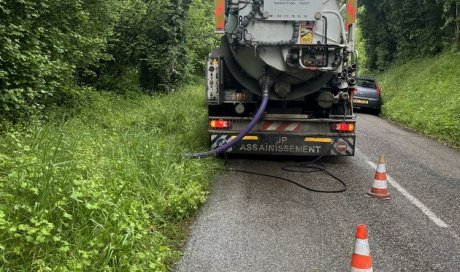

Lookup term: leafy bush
[359,0,457,71]
[97,0,212,92]
[0,83,220,270]
[0,0,119,122]
[379,51,460,146]
[1,0,215,122]
[186,0,219,74]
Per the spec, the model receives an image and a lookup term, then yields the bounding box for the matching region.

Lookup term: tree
[0,0,218,122]
[358,0,457,70]
[97,0,195,92]
[186,0,218,73]
[0,0,121,121]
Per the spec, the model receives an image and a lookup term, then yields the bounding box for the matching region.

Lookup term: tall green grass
[378,51,460,146]
[0,83,220,271]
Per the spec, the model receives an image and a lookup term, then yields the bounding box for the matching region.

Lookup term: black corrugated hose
[224,146,348,194]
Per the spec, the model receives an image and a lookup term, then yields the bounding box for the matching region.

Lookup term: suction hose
[187,89,270,159]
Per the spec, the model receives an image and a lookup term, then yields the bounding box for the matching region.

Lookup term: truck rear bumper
[210,133,355,156]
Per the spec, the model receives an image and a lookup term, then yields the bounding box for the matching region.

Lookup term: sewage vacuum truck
[204,0,358,157]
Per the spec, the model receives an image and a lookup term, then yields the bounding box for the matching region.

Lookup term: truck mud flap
[210,134,355,156]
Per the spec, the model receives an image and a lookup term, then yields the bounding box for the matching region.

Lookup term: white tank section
[221,0,356,99]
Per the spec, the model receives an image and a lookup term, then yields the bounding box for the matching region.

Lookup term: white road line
[366,160,449,228]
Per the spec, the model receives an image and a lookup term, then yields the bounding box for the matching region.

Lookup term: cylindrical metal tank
[220,0,353,100]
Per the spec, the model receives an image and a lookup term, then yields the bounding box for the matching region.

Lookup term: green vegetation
[0,83,220,270]
[378,51,460,146]
[1,0,457,269]
[358,1,459,144]
[0,0,215,122]
[0,0,219,270]
[359,0,458,71]
[0,0,119,121]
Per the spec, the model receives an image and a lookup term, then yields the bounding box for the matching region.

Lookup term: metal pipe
[321,10,347,43]
[322,16,329,67]
[348,78,357,85]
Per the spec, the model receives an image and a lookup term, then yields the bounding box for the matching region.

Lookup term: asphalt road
[175,113,460,271]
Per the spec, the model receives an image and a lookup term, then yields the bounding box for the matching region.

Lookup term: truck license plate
[353,99,368,104]
[224,90,252,101]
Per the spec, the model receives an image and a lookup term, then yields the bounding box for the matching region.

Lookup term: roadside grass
[0,83,220,271]
[377,51,460,147]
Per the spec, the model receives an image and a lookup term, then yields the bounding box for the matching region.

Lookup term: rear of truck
[207,89,356,156]
[206,58,356,156]
[205,0,358,157]
[209,116,355,156]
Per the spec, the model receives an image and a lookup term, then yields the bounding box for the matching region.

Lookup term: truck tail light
[210,119,232,129]
[333,122,355,132]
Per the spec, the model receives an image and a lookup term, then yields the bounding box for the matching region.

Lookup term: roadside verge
[377,51,460,148]
[0,83,220,271]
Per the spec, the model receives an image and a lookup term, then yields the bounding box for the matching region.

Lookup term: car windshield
[357,79,377,89]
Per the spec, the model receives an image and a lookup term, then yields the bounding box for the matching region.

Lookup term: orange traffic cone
[351,224,373,272]
[367,155,391,199]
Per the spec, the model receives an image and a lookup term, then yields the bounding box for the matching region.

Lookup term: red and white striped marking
[351,224,373,272]
[372,163,388,190]
[261,121,301,132]
[353,238,371,257]
[367,155,391,199]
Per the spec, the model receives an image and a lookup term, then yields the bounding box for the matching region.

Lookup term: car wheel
[373,107,381,116]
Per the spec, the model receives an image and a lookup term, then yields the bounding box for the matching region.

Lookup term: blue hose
[188,93,269,159]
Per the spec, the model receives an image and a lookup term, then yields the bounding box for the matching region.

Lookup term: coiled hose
[187,91,269,159]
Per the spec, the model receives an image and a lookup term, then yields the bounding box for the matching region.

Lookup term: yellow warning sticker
[300,22,314,44]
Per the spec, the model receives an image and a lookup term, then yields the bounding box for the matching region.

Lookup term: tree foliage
[0,0,120,121]
[0,0,215,122]
[359,0,458,71]
[186,0,219,73]
[98,0,196,92]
